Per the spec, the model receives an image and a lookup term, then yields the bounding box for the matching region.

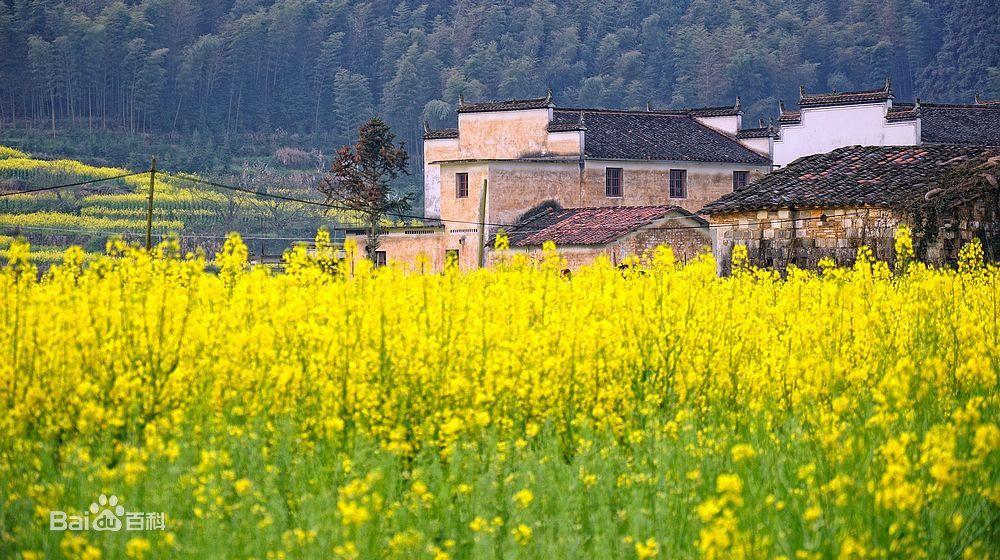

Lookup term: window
[456,172,469,198]
[669,169,687,198]
[374,251,387,267]
[605,167,623,197]
[733,171,749,190]
[445,249,459,268]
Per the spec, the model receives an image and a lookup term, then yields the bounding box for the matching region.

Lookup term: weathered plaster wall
[344,230,478,271]
[580,161,770,213]
[693,114,741,136]
[546,131,583,156]
[773,103,920,167]
[619,220,711,263]
[487,162,582,225]
[457,109,553,159]
[438,160,769,230]
[738,136,771,157]
[438,163,490,226]
[423,138,459,219]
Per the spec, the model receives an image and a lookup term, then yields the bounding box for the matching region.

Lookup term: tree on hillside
[318,118,411,263]
[332,70,373,142]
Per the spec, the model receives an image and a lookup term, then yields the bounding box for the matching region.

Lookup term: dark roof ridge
[563,203,690,212]
[556,106,690,116]
[913,101,1000,109]
[423,127,459,140]
[801,86,891,99]
[458,90,554,113]
[555,104,740,117]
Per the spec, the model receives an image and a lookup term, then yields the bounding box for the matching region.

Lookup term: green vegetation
[0,147,342,256]
[0,0,996,179]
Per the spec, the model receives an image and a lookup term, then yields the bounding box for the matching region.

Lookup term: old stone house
[702,145,1000,272]
[488,205,709,269]
[772,80,1000,167]
[356,91,771,270]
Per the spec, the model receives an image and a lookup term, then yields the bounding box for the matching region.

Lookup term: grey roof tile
[501,205,705,247]
[700,145,1000,214]
[551,109,770,164]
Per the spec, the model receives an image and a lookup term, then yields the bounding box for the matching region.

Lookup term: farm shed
[701,145,1000,271]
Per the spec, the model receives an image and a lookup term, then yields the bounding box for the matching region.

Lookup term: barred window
[456,172,469,198]
[733,170,749,190]
[605,167,623,197]
[669,169,687,198]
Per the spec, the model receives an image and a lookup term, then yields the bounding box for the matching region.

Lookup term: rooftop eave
[423,128,459,140]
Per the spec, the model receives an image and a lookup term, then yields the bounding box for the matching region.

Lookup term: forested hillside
[0,0,997,172]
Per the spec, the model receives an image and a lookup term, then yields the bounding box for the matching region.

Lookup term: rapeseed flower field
[0,232,997,559]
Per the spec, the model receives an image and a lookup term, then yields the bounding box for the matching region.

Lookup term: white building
[765,80,1000,167]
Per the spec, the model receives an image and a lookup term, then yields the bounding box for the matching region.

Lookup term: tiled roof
[551,109,770,164]
[423,127,458,140]
[916,103,1000,145]
[688,104,741,117]
[701,145,1000,214]
[502,205,706,247]
[798,82,893,108]
[778,110,801,124]
[457,95,553,113]
[547,119,585,132]
[736,127,774,139]
[885,106,919,121]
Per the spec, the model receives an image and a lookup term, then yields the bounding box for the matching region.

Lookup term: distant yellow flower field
[0,233,997,559]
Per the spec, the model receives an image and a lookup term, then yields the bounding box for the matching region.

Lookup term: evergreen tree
[332,69,373,142]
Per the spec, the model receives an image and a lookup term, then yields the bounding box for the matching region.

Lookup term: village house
[356,91,771,270]
[701,144,1000,272]
[488,205,710,268]
[771,79,1000,167]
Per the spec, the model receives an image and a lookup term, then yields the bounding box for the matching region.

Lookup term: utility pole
[477,177,488,268]
[146,157,156,251]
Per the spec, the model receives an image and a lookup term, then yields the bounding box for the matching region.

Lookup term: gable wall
[457,109,553,159]
[423,138,459,219]
[773,103,920,167]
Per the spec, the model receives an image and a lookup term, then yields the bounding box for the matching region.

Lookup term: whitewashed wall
[773,103,919,167]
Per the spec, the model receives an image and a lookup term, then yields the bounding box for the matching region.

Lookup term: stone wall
[709,206,989,273]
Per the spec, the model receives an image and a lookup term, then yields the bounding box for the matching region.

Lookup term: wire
[162,170,858,234]
[0,166,870,240]
[0,171,148,197]
[0,223,319,242]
